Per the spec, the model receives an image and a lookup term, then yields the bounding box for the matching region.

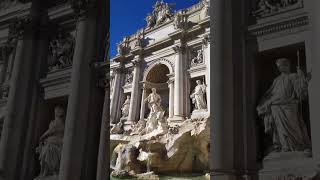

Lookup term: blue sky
[110,0,200,58]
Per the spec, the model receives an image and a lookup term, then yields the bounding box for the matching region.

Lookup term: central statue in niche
[257,58,311,155]
[143,88,166,134]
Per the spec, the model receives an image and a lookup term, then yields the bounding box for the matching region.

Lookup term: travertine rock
[110,118,210,177]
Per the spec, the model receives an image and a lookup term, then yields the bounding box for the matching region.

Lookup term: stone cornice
[48,3,74,23]
[0,2,31,28]
[40,67,72,99]
[248,14,309,37]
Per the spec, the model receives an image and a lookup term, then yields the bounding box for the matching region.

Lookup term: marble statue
[253,0,302,17]
[134,30,144,48]
[35,106,65,179]
[173,11,187,30]
[144,88,163,117]
[130,119,146,135]
[257,58,311,154]
[110,119,125,134]
[111,144,145,178]
[117,37,130,56]
[48,32,75,71]
[190,80,207,110]
[121,95,131,118]
[143,88,167,134]
[146,0,174,28]
[201,0,210,18]
[191,49,204,67]
[125,72,133,84]
[146,13,156,28]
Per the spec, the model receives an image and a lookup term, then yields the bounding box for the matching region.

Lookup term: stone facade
[0,0,108,180]
[1,0,320,180]
[109,0,210,178]
[211,0,320,179]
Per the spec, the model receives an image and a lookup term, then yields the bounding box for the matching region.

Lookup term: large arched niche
[143,58,174,82]
[146,64,170,83]
[141,60,172,119]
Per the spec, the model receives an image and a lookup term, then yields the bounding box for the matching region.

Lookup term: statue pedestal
[191,109,209,119]
[259,152,320,180]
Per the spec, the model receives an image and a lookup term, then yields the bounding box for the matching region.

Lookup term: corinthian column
[127,56,142,124]
[110,66,124,124]
[139,84,147,121]
[167,77,174,118]
[0,17,38,180]
[172,44,186,122]
[59,2,102,180]
[203,32,210,114]
[308,0,320,163]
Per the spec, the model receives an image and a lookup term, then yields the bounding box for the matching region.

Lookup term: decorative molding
[252,0,304,19]
[69,0,93,19]
[249,15,308,37]
[40,67,72,100]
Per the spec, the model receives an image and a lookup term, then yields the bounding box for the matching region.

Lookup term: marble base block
[191,109,209,119]
[259,152,320,180]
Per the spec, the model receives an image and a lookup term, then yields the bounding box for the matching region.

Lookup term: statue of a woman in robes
[121,95,131,118]
[35,105,65,178]
[257,58,311,154]
[190,80,207,110]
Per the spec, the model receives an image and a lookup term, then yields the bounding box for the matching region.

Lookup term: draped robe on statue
[257,72,310,152]
[191,84,207,110]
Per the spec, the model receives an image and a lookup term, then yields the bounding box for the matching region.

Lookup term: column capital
[167,79,174,85]
[172,44,186,53]
[132,59,142,67]
[8,17,31,40]
[70,0,94,19]
[112,66,124,74]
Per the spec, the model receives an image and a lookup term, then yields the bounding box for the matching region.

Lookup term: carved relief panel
[48,30,75,72]
[252,0,303,18]
[190,48,204,68]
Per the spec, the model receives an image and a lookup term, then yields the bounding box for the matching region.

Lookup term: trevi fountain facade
[0,0,320,180]
[109,0,210,178]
